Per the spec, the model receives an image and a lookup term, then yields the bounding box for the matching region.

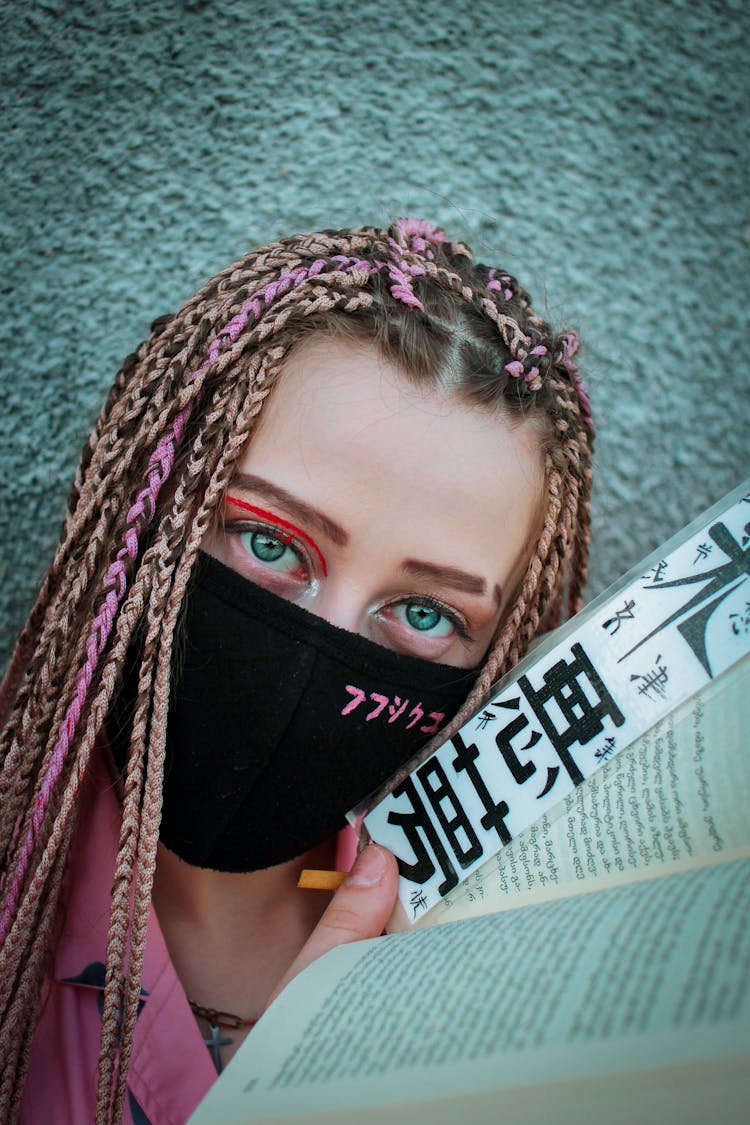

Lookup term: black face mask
[108,552,474,872]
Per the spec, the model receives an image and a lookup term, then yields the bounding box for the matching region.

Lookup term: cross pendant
[203,1024,233,1074]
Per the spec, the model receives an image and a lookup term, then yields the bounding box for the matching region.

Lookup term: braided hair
[0,219,593,1123]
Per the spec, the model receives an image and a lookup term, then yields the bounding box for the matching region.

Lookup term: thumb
[266,844,399,1008]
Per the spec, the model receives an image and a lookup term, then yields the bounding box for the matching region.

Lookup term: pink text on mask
[341,685,444,735]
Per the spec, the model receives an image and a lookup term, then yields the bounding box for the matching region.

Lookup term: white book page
[189,857,750,1124]
[411,653,749,928]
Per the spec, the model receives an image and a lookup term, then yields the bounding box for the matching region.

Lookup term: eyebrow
[229,473,349,547]
[401,559,501,604]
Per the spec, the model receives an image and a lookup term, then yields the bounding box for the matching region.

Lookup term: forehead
[238,336,544,574]
[255,333,541,460]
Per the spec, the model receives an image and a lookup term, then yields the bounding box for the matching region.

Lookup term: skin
[152,336,544,1065]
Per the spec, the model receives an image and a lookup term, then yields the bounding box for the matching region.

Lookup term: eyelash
[224,495,328,575]
[225,520,314,576]
[380,594,474,643]
[222,508,475,646]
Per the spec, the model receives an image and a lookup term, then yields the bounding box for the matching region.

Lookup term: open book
[188,486,750,1124]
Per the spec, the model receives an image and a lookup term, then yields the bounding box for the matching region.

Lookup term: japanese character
[386,776,459,896]
[341,685,366,716]
[729,602,750,635]
[519,643,625,785]
[451,731,512,844]
[494,713,542,784]
[693,542,713,564]
[536,765,560,798]
[387,696,409,723]
[410,889,429,918]
[493,696,521,711]
[420,711,444,735]
[630,656,668,700]
[476,709,496,730]
[594,736,617,762]
[621,520,750,675]
[642,559,668,583]
[365,693,389,720]
[406,702,424,729]
[602,598,636,635]
[416,757,483,867]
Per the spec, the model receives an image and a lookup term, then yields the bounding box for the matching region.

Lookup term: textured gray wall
[2,0,749,666]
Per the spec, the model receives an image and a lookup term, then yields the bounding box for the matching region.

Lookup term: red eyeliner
[225,495,328,576]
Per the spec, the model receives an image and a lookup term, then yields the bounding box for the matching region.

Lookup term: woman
[0,219,593,1123]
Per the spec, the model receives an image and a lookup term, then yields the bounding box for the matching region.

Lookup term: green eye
[239,529,305,575]
[392,601,455,637]
[251,531,286,563]
[406,604,441,631]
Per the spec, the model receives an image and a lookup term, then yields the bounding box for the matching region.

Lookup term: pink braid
[487,268,514,301]
[382,219,464,310]
[0,255,381,944]
[487,269,593,417]
[210,257,378,351]
[384,258,426,310]
[558,331,593,431]
[392,217,450,256]
[0,405,191,943]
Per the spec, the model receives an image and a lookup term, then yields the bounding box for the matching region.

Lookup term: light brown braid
[0,220,594,1122]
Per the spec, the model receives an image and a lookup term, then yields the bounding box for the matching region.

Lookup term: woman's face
[203,337,544,669]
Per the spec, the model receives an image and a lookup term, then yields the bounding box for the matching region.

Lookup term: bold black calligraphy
[621,520,750,675]
[451,731,512,844]
[519,643,625,785]
[416,758,483,869]
[386,776,459,895]
[494,712,541,784]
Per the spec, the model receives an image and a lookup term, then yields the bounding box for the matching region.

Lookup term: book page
[412,653,749,928]
[189,857,750,1124]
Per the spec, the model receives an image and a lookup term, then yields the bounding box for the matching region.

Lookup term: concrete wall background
[1,0,748,666]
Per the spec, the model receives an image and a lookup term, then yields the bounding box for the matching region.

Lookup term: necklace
[189,999,258,1074]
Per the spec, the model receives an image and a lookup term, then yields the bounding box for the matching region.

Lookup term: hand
[265,844,399,1008]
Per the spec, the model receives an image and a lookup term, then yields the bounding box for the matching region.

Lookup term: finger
[266,844,399,1007]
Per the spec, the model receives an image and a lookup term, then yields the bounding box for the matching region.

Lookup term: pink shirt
[22,754,217,1124]
[21,754,359,1124]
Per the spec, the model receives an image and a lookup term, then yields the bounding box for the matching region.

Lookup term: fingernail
[346,844,386,887]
